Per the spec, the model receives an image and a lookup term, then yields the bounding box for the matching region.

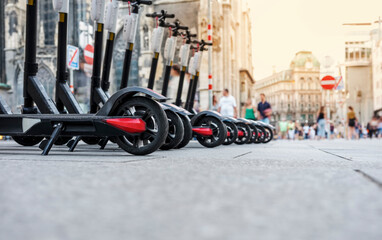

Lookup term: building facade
[255,51,328,124]
[108,0,255,112]
[342,23,374,125]
[371,22,382,116]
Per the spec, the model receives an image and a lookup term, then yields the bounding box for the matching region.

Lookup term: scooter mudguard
[161,103,192,117]
[222,117,239,124]
[96,87,168,116]
[256,121,276,130]
[191,110,224,126]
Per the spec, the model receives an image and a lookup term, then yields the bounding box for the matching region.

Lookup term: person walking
[347,106,357,140]
[212,95,219,112]
[303,124,310,139]
[218,89,237,118]
[242,98,256,120]
[287,120,295,140]
[278,118,288,139]
[317,106,326,140]
[257,93,272,124]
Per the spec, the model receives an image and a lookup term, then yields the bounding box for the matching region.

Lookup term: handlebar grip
[204,42,213,46]
[138,0,152,5]
[146,13,159,18]
[164,13,175,18]
[177,26,188,30]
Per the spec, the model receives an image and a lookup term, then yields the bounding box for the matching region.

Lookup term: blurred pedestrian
[347,106,357,140]
[278,118,288,139]
[242,98,256,120]
[368,116,378,139]
[303,124,310,139]
[287,120,295,140]
[218,89,237,118]
[212,95,219,112]
[317,106,326,140]
[257,93,272,124]
[378,117,382,139]
[309,125,316,139]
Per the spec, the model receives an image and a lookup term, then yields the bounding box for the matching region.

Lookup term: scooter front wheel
[13,136,44,146]
[175,114,193,149]
[115,96,169,155]
[195,116,226,148]
[160,110,184,150]
[223,121,238,145]
[248,124,258,144]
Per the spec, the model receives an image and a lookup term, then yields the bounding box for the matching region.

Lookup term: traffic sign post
[321,75,336,90]
[321,75,336,131]
[67,45,80,93]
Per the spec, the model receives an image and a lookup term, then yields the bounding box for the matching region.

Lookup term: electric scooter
[144,11,185,150]
[0,0,169,156]
[181,40,227,148]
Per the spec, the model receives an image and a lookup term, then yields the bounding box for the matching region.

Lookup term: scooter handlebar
[120,0,152,4]
[146,11,175,19]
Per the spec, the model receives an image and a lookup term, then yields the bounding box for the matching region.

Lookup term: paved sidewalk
[0,139,381,240]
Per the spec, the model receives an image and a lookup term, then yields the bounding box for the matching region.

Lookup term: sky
[247,0,382,80]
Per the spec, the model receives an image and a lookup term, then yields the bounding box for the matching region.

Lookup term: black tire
[160,110,184,150]
[223,121,238,145]
[248,124,258,144]
[175,114,193,149]
[114,96,169,155]
[13,136,44,146]
[234,122,252,145]
[262,126,274,143]
[195,116,227,148]
[254,125,265,144]
[54,137,72,146]
[82,137,102,145]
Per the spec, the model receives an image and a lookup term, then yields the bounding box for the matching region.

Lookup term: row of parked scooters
[0,0,275,155]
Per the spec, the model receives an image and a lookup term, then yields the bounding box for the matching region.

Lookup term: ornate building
[255,51,329,124]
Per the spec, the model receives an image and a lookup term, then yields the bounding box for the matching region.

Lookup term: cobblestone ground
[0,139,381,240]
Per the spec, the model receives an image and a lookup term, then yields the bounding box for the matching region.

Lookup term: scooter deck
[0,114,140,137]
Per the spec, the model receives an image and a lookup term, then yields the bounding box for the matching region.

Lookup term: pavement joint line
[233,151,252,159]
[308,145,352,161]
[0,157,161,164]
[354,169,382,190]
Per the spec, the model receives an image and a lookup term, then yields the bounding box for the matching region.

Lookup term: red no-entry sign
[84,44,94,65]
[321,75,336,90]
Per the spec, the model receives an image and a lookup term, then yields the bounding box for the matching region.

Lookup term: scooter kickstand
[67,136,81,152]
[98,138,109,150]
[39,123,64,155]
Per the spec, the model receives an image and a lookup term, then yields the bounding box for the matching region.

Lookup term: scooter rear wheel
[234,122,252,145]
[13,136,44,146]
[262,126,274,143]
[195,116,226,148]
[254,125,265,144]
[115,96,169,155]
[160,110,184,150]
[175,114,193,149]
[223,121,238,145]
